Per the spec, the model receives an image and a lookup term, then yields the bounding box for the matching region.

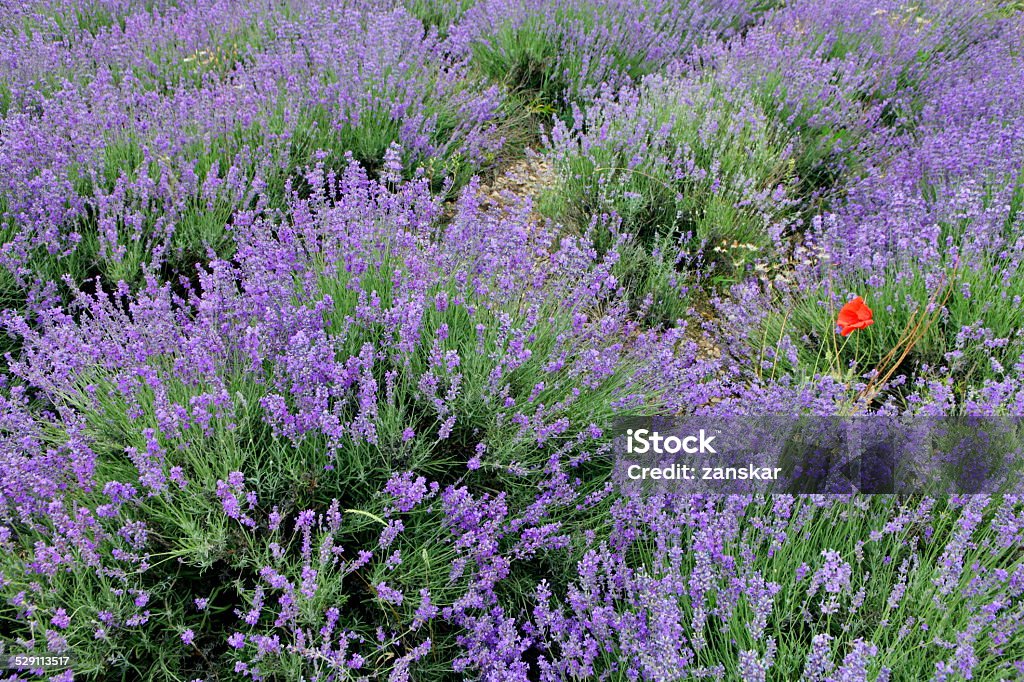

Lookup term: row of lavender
[2,0,1023,680]
[1,0,504,296]
[0,0,746,293]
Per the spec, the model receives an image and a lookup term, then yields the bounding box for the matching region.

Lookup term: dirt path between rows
[475,149,555,219]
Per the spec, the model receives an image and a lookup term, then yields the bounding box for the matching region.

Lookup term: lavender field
[1,0,1023,679]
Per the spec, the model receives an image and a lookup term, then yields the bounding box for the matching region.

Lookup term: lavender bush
[1,160,710,678]
[449,0,752,108]
[543,69,798,259]
[2,0,1023,679]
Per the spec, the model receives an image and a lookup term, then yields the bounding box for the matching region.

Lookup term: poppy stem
[857,264,959,406]
[833,332,853,376]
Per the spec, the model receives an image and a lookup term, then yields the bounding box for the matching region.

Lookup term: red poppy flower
[837,296,874,336]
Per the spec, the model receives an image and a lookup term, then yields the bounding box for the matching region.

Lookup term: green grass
[720,496,1024,679]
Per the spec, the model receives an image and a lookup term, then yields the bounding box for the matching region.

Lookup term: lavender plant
[2,0,1024,679]
[543,69,798,258]
[450,0,751,108]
